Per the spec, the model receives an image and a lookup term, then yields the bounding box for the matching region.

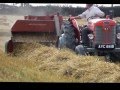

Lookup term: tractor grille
[95,26,116,45]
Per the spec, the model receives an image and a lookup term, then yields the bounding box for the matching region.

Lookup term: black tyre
[55,36,59,48]
[105,53,120,62]
[75,45,86,55]
[58,20,76,50]
[5,40,13,53]
[81,27,91,46]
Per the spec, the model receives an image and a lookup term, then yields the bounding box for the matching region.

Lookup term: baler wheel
[5,40,13,53]
[55,36,59,48]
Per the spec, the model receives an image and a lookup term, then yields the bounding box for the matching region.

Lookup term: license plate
[97,45,115,49]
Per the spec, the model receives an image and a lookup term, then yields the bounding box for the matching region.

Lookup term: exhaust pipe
[109,10,114,19]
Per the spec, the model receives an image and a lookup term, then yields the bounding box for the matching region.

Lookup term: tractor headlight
[88,34,94,40]
[117,33,120,39]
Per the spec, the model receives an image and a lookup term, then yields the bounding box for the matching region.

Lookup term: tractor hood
[87,18,116,31]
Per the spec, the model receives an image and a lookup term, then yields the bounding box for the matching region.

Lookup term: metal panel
[12,20,56,32]
[95,26,116,45]
[12,33,57,43]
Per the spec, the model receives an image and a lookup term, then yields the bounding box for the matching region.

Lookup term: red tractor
[59,15,120,61]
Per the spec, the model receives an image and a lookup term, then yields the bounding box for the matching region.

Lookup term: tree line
[0,4,120,17]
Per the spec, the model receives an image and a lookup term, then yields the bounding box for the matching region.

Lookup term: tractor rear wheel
[58,20,76,50]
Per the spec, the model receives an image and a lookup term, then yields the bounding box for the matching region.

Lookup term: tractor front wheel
[105,53,120,62]
[75,45,86,55]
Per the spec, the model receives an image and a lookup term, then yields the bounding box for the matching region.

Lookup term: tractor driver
[71,4,105,46]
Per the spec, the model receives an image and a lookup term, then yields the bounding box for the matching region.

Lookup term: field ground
[0,15,120,82]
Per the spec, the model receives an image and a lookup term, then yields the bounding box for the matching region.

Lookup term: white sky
[1,3,120,7]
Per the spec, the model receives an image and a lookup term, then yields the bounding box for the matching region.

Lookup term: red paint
[24,16,54,20]
[12,15,63,33]
[88,19,116,31]
[87,19,116,44]
[12,20,56,32]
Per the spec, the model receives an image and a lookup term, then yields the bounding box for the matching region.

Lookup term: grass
[0,43,120,82]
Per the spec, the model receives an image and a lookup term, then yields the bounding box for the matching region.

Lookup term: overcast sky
[2,3,120,7]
